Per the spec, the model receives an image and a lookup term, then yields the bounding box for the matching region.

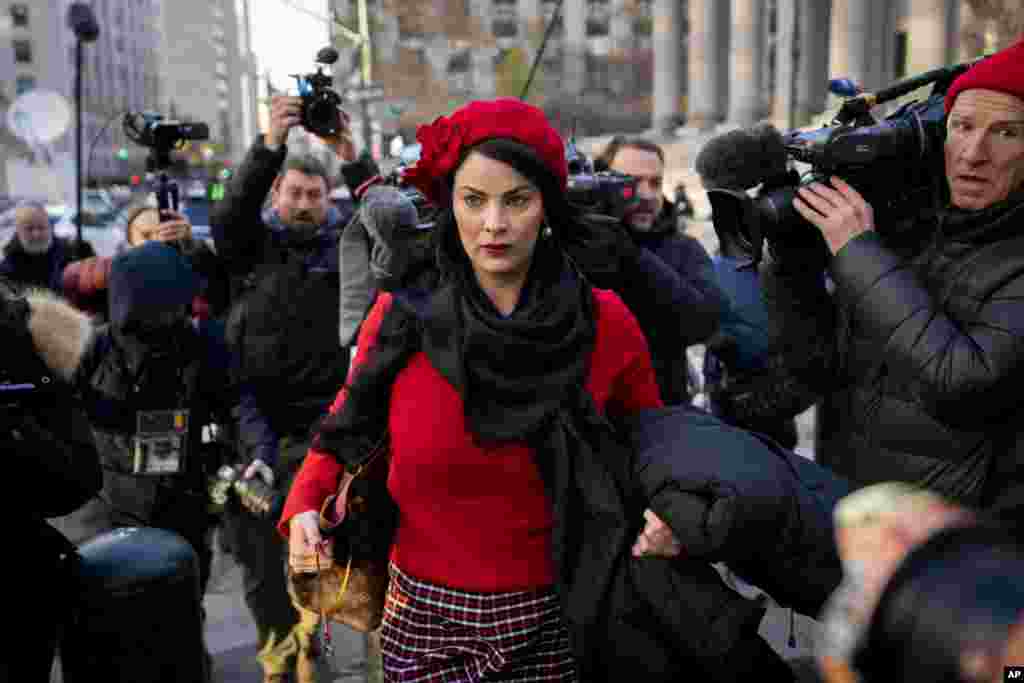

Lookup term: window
[13,39,32,64]
[15,75,35,95]
[447,49,472,94]
[585,52,610,92]
[10,4,28,28]
[633,0,652,36]
[585,0,610,37]
[492,19,518,38]
[540,0,564,35]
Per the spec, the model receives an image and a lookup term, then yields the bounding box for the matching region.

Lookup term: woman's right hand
[289,510,333,570]
[153,210,193,243]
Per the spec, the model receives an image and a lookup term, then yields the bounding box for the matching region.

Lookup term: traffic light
[208,182,225,201]
[219,168,232,181]
[116,147,129,161]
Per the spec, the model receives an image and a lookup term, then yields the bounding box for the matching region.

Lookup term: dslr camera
[706,57,985,266]
[292,47,345,138]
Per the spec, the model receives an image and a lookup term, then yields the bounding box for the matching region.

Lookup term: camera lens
[307,96,339,137]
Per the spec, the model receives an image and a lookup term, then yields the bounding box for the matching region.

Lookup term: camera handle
[155,171,180,219]
[832,55,987,127]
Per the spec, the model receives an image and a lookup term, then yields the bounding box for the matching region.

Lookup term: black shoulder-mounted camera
[565,135,638,220]
[706,56,988,267]
[291,47,345,138]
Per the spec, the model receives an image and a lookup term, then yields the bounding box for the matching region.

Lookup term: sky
[249,0,333,94]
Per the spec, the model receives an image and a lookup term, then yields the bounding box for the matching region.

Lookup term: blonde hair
[834,482,951,531]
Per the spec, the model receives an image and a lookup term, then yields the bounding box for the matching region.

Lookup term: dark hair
[280,154,330,187]
[855,523,1024,683]
[594,135,665,171]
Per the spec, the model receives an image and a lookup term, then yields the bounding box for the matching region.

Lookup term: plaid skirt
[380,563,577,682]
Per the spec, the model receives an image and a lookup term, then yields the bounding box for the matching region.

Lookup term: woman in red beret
[277,98,683,681]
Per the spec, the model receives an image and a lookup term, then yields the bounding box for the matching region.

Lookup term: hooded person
[2,277,101,682]
[53,242,232,618]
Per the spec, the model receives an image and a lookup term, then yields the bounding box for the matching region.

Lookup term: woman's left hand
[632,509,683,558]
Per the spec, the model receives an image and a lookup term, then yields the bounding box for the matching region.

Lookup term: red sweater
[279,288,662,592]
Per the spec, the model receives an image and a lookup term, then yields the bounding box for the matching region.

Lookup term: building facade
[0,0,163,195]
[670,0,1015,133]
[159,0,260,166]
[329,0,663,147]
[0,0,261,197]
[325,0,1017,149]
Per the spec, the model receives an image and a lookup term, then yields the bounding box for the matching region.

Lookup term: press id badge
[132,409,189,475]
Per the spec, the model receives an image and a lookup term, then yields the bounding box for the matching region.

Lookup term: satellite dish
[7,90,71,144]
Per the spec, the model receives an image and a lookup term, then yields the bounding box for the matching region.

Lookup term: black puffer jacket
[715,197,1024,536]
[2,282,101,681]
[622,405,850,617]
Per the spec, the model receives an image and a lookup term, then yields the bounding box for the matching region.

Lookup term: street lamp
[67,2,99,252]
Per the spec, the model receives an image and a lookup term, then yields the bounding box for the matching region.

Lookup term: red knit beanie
[945,38,1024,112]
[402,98,568,206]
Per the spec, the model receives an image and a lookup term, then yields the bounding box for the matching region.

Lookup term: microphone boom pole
[67,3,99,252]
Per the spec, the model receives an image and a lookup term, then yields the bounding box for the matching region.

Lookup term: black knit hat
[108,241,199,329]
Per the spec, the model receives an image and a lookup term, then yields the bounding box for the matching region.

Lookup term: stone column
[906,0,958,74]
[795,0,832,126]
[653,0,683,133]
[727,0,764,126]
[772,0,797,130]
[562,0,586,96]
[687,0,729,129]
[830,0,850,80]
[844,0,895,92]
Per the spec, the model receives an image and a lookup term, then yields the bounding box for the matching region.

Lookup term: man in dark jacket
[596,137,726,405]
[2,278,100,681]
[1,203,94,292]
[211,94,378,683]
[713,40,1024,543]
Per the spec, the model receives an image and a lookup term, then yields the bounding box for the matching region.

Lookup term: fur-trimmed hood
[23,288,94,381]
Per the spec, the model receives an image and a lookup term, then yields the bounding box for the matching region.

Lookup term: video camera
[291,47,345,138]
[124,111,210,222]
[705,57,985,266]
[123,112,209,172]
[565,135,638,220]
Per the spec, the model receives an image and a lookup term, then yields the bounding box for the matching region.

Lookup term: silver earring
[542,222,552,239]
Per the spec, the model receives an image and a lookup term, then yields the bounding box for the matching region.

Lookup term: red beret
[945,38,1024,113]
[403,98,568,206]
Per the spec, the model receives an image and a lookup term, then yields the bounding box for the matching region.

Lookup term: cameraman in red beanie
[718,38,1024,544]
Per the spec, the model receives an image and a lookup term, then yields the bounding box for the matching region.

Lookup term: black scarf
[938,192,1024,244]
[312,230,643,678]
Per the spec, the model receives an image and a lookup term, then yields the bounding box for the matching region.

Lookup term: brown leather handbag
[288,438,395,633]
